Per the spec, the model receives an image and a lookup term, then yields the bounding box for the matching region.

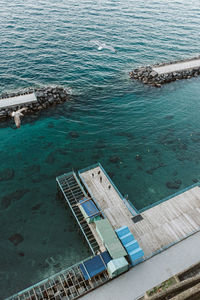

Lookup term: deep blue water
[1,0,200,298]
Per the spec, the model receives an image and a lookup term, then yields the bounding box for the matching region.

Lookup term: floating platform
[0,92,37,109]
[130,56,200,86]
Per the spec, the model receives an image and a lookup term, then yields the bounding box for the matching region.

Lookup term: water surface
[0,0,200,298]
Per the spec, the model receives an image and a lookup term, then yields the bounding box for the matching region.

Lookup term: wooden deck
[152,58,200,75]
[0,92,37,109]
[80,166,200,258]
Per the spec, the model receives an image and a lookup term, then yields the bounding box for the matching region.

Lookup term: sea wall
[130,57,200,87]
[0,86,69,121]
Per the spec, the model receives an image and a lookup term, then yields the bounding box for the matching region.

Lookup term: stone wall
[0,86,69,121]
[130,58,200,87]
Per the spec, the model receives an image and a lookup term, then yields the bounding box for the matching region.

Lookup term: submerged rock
[166,181,181,189]
[32,203,42,211]
[109,156,120,163]
[69,131,79,138]
[9,233,24,246]
[45,152,55,164]
[0,168,14,181]
[192,178,198,183]
[116,132,134,139]
[1,189,29,210]
[1,196,11,209]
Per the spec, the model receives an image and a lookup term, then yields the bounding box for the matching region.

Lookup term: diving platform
[0,92,37,109]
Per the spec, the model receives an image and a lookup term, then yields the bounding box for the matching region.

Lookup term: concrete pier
[0,86,69,122]
[152,57,200,75]
[0,92,37,109]
[130,56,200,86]
[7,163,200,300]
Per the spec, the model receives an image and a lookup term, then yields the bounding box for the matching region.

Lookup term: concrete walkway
[153,58,200,75]
[82,231,200,300]
[0,92,37,109]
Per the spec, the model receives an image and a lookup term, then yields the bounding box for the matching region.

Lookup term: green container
[95,219,127,258]
[107,257,129,278]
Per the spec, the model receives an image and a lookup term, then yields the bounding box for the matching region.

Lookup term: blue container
[115,226,130,238]
[125,240,139,252]
[121,232,134,245]
[129,248,144,266]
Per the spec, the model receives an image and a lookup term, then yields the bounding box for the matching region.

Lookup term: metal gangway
[56,172,100,255]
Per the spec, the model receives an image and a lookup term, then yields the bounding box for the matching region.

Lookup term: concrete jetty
[130,56,200,86]
[0,86,69,122]
[0,93,37,109]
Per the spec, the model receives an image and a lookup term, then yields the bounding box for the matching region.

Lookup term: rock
[166,181,180,189]
[1,189,29,210]
[1,196,11,209]
[9,233,24,246]
[175,179,182,185]
[32,203,42,211]
[192,178,198,183]
[149,71,157,77]
[45,152,55,164]
[109,156,120,163]
[126,174,132,180]
[0,168,14,181]
[69,131,79,138]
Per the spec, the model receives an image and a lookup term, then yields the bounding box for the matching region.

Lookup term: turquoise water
[1,0,200,297]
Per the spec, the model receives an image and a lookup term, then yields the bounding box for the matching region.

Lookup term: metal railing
[56,172,100,255]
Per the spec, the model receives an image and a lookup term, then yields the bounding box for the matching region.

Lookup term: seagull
[90,40,117,52]
[10,107,27,128]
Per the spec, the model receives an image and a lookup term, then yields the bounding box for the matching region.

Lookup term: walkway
[152,58,200,75]
[0,93,37,109]
[82,231,200,300]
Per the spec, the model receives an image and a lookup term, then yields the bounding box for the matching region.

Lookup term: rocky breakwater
[0,86,69,121]
[130,60,200,87]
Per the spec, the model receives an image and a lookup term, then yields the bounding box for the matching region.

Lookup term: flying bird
[90,40,117,52]
[10,107,27,128]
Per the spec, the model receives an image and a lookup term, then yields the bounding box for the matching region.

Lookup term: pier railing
[7,255,109,300]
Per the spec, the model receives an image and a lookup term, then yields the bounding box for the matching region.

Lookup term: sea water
[0,0,200,297]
